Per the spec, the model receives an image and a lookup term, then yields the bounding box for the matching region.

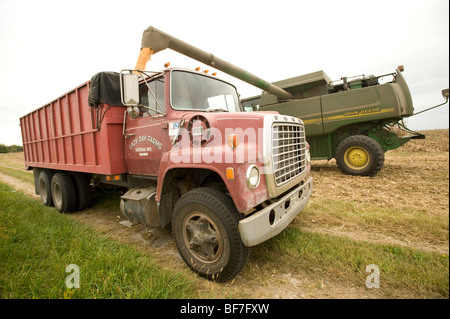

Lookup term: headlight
[306,148,311,164]
[246,165,260,189]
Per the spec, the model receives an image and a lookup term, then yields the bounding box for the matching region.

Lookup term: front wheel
[335,135,385,176]
[172,187,250,282]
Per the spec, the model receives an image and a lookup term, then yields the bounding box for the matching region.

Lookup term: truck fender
[156,162,229,228]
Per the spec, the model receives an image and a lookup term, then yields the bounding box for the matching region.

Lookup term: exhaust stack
[135,26,293,100]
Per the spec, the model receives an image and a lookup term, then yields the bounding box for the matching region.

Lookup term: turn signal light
[106,175,121,181]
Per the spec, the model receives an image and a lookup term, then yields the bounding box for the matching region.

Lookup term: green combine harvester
[242,68,448,176]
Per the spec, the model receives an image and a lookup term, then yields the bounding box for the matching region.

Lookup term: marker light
[164,62,171,68]
[226,167,234,180]
[204,69,209,73]
[195,67,201,71]
[212,72,217,76]
[228,134,239,148]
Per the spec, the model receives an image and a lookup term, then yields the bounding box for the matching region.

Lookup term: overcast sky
[0,0,448,146]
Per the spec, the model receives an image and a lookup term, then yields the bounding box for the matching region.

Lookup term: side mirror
[442,88,449,100]
[120,71,140,106]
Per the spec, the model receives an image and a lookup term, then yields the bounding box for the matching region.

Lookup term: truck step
[119,220,136,228]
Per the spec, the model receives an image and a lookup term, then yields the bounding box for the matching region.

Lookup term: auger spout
[135,26,293,100]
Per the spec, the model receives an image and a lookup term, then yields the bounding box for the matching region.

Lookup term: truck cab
[119,67,313,281]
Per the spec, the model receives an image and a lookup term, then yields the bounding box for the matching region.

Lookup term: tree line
[0,144,23,153]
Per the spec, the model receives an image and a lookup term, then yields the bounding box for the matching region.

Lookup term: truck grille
[272,123,306,186]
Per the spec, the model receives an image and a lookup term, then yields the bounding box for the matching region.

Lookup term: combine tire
[172,187,250,282]
[336,135,384,176]
[51,172,76,213]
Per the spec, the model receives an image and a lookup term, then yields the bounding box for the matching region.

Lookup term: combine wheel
[335,135,384,176]
[38,170,53,206]
[51,172,76,213]
[172,187,250,282]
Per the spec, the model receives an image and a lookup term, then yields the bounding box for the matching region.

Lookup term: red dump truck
[19,67,313,281]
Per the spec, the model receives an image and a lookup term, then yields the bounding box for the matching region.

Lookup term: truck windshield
[171,70,241,112]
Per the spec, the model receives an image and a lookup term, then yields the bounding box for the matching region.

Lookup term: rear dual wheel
[51,172,76,213]
[38,170,90,213]
[38,170,53,206]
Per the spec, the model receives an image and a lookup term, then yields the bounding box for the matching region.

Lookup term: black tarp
[88,72,125,108]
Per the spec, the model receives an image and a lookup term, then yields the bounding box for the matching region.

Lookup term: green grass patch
[303,199,449,247]
[0,182,200,299]
[0,166,34,184]
[253,227,449,298]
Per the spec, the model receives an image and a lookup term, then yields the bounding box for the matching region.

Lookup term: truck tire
[71,173,91,210]
[335,135,384,176]
[172,187,250,282]
[51,172,76,213]
[38,170,53,206]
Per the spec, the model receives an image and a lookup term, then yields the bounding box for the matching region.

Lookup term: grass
[0,166,34,184]
[0,182,200,299]
[251,227,449,298]
[302,198,448,247]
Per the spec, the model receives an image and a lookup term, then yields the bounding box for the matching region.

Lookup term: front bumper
[238,176,313,247]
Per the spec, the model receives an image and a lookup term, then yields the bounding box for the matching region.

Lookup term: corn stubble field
[0,129,448,299]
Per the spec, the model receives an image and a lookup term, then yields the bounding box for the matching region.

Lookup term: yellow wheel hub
[344,146,369,170]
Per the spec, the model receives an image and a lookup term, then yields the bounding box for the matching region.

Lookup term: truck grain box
[20,77,127,176]
[19,27,313,282]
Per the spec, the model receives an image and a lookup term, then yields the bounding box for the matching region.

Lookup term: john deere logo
[343,107,382,117]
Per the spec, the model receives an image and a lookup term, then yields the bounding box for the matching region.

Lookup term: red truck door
[124,75,169,176]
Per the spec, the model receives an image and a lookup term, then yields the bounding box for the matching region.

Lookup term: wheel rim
[182,211,223,264]
[53,183,62,208]
[39,178,48,201]
[344,146,370,170]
